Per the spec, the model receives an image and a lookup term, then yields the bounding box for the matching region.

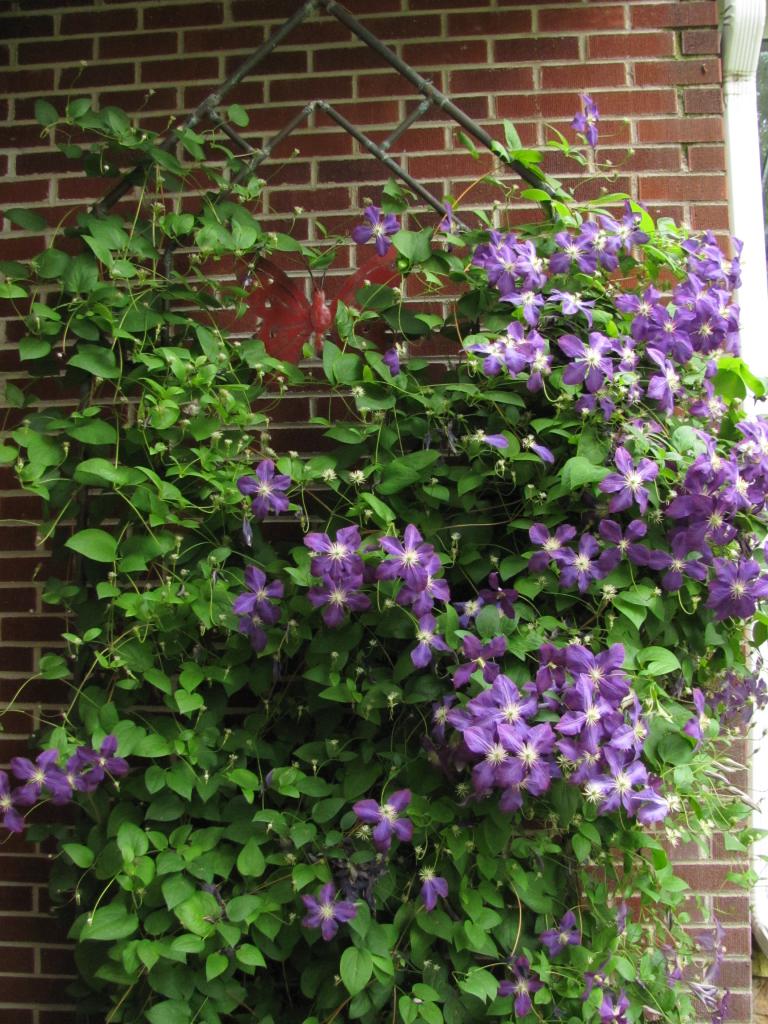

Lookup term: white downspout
[719,0,768,954]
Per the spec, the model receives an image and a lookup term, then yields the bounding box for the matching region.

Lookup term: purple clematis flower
[506,723,557,795]
[478,572,518,617]
[498,957,543,1016]
[566,643,630,703]
[598,447,659,513]
[469,430,509,449]
[529,523,577,572]
[11,749,72,806]
[467,674,538,731]
[382,346,401,376]
[592,747,648,815]
[558,332,614,392]
[419,868,449,911]
[0,771,24,833]
[706,557,768,620]
[599,991,629,1024]
[597,519,649,572]
[301,883,357,941]
[650,535,708,592]
[377,525,436,590]
[352,205,400,256]
[684,688,709,746]
[304,525,363,580]
[540,910,581,956]
[646,347,683,413]
[353,789,413,852]
[237,460,291,519]
[73,736,129,789]
[411,614,450,667]
[453,634,507,688]
[233,566,283,622]
[307,573,371,628]
[559,534,603,592]
[548,289,596,326]
[572,94,600,147]
[503,288,545,325]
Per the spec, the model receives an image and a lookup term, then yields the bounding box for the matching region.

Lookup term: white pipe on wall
[719,0,768,955]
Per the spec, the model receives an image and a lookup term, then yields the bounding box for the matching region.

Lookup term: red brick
[639,173,726,203]
[0,1009,33,1024]
[688,144,725,171]
[539,5,626,31]
[141,57,220,84]
[39,946,77,975]
[602,145,683,172]
[683,86,723,115]
[184,25,264,53]
[100,31,178,60]
[0,944,35,974]
[682,28,721,54]
[0,885,34,912]
[18,37,94,64]
[401,39,489,65]
[223,49,308,78]
[494,36,580,63]
[356,69,444,98]
[59,9,137,34]
[588,32,675,59]
[690,205,731,231]
[0,976,81,1004]
[0,69,55,94]
[269,75,353,103]
[634,57,721,87]
[1,615,66,643]
[542,63,627,90]
[0,15,54,38]
[449,67,534,94]
[58,62,136,90]
[631,2,718,29]
[637,117,723,144]
[145,2,224,29]
[364,13,445,39]
[447,11,532,35]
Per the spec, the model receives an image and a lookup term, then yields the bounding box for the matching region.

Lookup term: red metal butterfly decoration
[220,249,400,363]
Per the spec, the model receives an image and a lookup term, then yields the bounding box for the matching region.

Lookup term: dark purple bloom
[559,534,603,592]
[558,332,614,392]
[597,519,649,572]
[505,723,557,795]
[301,883,357,941]
[419,868,449,911]
[706,557,768,620]
[233,566,283,622]
[377,524,436,590]
[304,525,363,580]
[382,346,400,376]
[598,447,658,514]
[71,736,129,791]
[599,991,629,1024]
[547,289,595,326]
[557,675,618,749]
[0,771,24,833]
[466,674,538,730]
[353,788,413,852]
[10,749,71,806]
[566,643,630,703]
[684,688,709,746]
[653,535,708,592]
[352,205,400,256]
[503,288,545,325]
[572,94,600,147]
[478,572,518,617]
[549,231,598,276]
[498,957,543,1016]
[307,573,371,627]
[592,747,648,815]
[522,435,555,464]
[453,634,507,688]
[646,347,683,413]
[529,523,577,572]
[411,613,450,667]
[237,460,291,519]
[540,910,581,956]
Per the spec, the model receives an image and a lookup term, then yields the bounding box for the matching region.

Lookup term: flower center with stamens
[380,803,398,823]
[416,629,434,645]
[585,348,602,366]
[624,470,643,492]
[585,706,601,725]
[329,587,348,607]
[328,542,349,562]
[256,481,273,496]
[730,582,746,598]
[0,794,11,810]
[319,901,336,920]
[518,743,539,767]
[486,743,508,766]
[32,769,45,785]
[401,549,420,566]
[502,702,521,723]
[614,771,632,794]
[574,555,592,572]
[543,538,560,552]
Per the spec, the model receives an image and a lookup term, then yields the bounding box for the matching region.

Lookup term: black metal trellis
[92,0,556,222]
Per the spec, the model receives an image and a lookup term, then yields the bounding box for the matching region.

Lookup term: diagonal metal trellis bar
[92,0,556,219]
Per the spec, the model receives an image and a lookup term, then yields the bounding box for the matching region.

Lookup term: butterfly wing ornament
[221,250,400,363]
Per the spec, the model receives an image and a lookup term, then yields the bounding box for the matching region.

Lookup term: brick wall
[0,1,746,1021]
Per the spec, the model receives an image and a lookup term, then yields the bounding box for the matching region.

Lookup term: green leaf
[79,902,138,941]
[322,340,361,386]
[637,646,681,676]
[161,874,195,910]
[236,838,266,877]
[378,450,440,495]
[67,97,92,119]
[613,595,646,630]
[358,492,395,525]
[174,892,219,937]
[62,843,94,868]
[146,1001,192,1024]
[68,345,120,379]
[35,99,58,126]
[0,444,18,465]
[340,947,373,996]
[206,952,229,981]
[391,228,432,264]
[62,254,99,294]
[236,944,266,969]
[459,968,498,1003]
[4,208,47,232]
[65,528,117,564]
[561,456,610,491]
[227,103,249,127]
[572,833,590,862]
